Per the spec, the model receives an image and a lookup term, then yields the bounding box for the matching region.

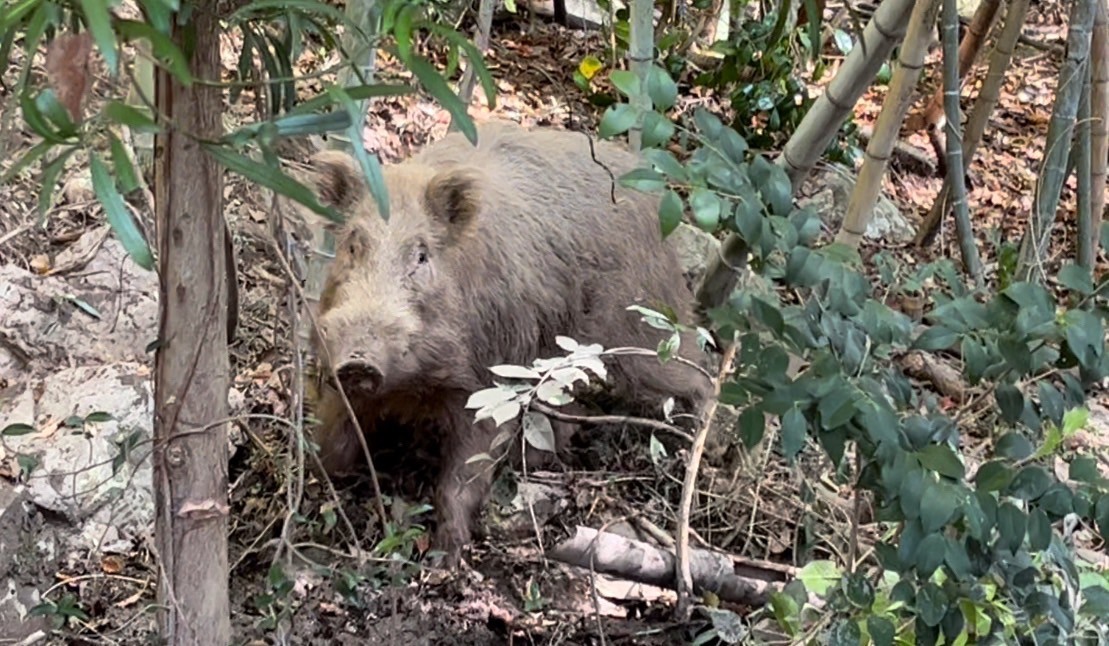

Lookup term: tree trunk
[152,1,232,643]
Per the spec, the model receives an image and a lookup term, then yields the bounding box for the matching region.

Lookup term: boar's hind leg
[432,406,504,566]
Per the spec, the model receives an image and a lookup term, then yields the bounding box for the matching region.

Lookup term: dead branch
[548,526,783,608]
[899,350,966,400]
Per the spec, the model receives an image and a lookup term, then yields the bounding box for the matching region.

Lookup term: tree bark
[152,1,231,643]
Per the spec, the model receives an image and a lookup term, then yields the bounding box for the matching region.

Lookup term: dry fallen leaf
[101,554,125,574]
[44,32,94,124]
[29,254,51,274]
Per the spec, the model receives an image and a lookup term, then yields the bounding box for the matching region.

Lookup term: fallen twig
[675,342,737,619]
[530,401,694,443]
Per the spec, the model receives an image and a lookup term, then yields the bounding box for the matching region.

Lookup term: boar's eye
[416,245,429,265]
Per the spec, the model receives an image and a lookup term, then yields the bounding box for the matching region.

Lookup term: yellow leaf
[578,55,603,80]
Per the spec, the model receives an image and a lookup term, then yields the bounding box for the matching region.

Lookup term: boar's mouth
[333,359,384,395]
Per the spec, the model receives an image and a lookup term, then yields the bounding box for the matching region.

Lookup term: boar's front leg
[309,383,368,477]
[432,403,504,566]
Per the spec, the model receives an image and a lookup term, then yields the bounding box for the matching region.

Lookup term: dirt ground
[0,2,1098,644]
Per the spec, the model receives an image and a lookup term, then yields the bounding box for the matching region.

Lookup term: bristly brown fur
[306,121,716,565]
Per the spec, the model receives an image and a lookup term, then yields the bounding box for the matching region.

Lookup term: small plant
[29,593,90,630]
[253,562,296,630]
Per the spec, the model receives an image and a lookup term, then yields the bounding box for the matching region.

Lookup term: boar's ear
[310,150,366,211]
[424,167,482,237]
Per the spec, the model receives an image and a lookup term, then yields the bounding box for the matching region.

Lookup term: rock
[0,237,158,384]
[0,482,30,575]
[798,163,915,243]
[0,578,47,643]
[61,169,94,204]
[1,363,155,554]
[0,483,49,643]
[669,222,719,292]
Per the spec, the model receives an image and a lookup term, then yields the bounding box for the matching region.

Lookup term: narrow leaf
[89,153,154,269]
[78,0,119,74]
[202,143,340,222]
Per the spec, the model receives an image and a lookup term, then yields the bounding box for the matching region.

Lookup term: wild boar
[307,121,714,565]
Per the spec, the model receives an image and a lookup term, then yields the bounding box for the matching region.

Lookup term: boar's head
[309,150,484,399]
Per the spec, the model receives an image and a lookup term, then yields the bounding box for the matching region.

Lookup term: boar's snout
[335,358,384,394]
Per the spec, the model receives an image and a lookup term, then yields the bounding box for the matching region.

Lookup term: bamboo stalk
[836,0,943,248]
[915,0,1034,247]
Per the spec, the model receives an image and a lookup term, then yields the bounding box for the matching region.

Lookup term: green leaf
[748,155,792,216]
[997,502,1027,552]
[103,101,160,134]
[1057,263,1094,295]
[327,85,390,220]
[916,533,946,578]
[1,139,54,185]
[828,619,862,646]
[818,384,857,430]
[912,326,958,351]
[639,110,675,148]
[944,536,972,579]
[36,146,79,218]
[405,53,475,144]
[1027,509,1051,551]
[961,337,989,385]
[689,187,721,231]
[693,107,724,140]
[916,443,965,480]
[900,468,925,519]
[1070,456,1100,483]
[609,70,640,98]
[844,572,874,609]
[1,423,35,436]
[79,0,119,74]
[619,167,666,193]
[202,143,340,223]
[658,190,683,238]
[796,560,841,596]
[717,128,748,165]
[643,148,687,182]
[994,384,1025,425]
[84,411,113,423]
[1064,309,1104,370]
[1097,495,1109,540]
[940,607,966,644]
[738,406,764,449]
[421,22,497,110]
[598,103,637,139]
[19,91,68,144]
[780,406,806,460]
[995,432,1034,460]
[1035,381,1065,431]
[769,590,801,637]
[108,134,141,195]
[645,65,677,111]
[289,83,413,116]
[230,0,372,44]
[89,153,155,270]
[974,460,1015,492]
[138,0,173,33]
[1079,585,1109,617]
[916,582,947,627]
[1006,466,1051,501]
[34,89,78,137]
[867,616,895,646]
[920,480,957,533]
[522,412,556,452]
[115,20,193,85]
